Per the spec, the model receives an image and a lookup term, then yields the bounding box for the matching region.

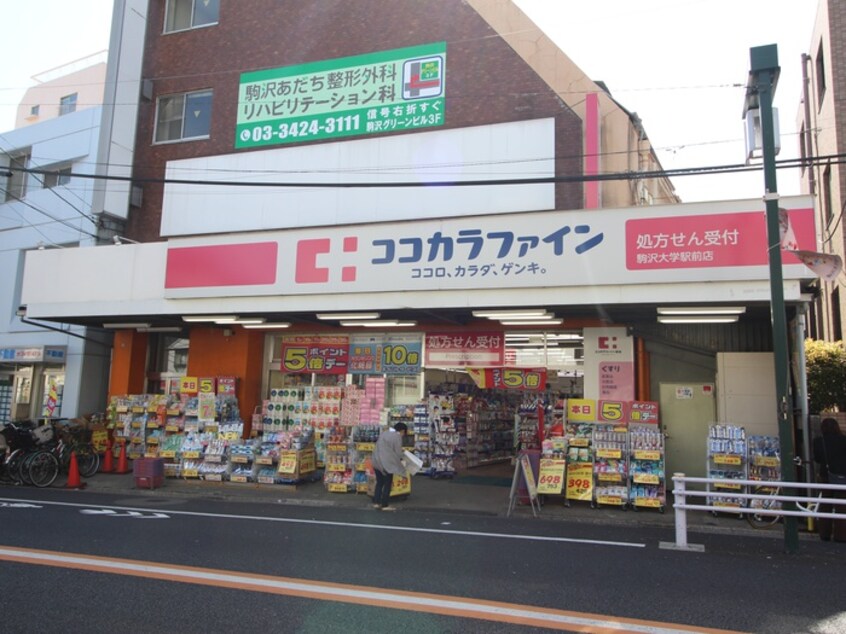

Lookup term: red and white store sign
[424,332,504,367]
[160,198,817,299]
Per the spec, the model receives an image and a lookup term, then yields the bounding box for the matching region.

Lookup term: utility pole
[743,44,798,554]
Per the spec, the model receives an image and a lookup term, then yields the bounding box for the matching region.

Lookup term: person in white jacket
[371,422,408,511]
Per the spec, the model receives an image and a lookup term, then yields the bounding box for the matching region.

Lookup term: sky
[0,0,821,203]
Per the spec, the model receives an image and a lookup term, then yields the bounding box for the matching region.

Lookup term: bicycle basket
[32,425,54,445]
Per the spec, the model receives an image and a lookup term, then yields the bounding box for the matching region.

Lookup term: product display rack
[746,435,781,516]
[706,424,747,512]
[429,394,459,477]
[592,423,628,508]
[564,419,595,507]
[323,426,353,492]
[465,401,514,468]
[351,424,380,493]
[516,405,541,451]
[411,403,431,470]
[628,423,666,512]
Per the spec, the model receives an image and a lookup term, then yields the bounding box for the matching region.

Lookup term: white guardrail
[669,473,846,551]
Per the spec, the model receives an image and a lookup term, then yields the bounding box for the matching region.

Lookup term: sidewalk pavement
[44,466,816,540]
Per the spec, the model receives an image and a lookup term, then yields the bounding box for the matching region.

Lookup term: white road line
[0,496,645,549]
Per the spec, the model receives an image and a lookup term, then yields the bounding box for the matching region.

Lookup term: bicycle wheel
[18,451,36,486]
[75,444,100,478]
[747,485,781,528]
[5,449,26,485]
[28,451,59,488]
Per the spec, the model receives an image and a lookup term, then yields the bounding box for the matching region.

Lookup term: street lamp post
[743,44,799,554]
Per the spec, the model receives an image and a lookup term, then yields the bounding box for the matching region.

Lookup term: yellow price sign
[634,498,662,508]
[596,448,621,459]
[598,472,622,482]
[754,456,780,467]
[255,456,274,465]
[230,475,248,483]
[714,454,742,466]
[566,462,594,501]
[596,495,624,506]
[633,450,661,461]
[537,459,566,495]
[569,437,590,448]
[633,473,660,485]
[567,399,596,422]
[326,463,347,472]
[257,475,276,484]
[355,443,375,452]
[277,457,298,474]
[327,483,348,493]
[182,468,199,478]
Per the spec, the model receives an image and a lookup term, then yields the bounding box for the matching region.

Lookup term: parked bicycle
[0,420,60,488]
[42,418,100,478]
[746,483,822,528]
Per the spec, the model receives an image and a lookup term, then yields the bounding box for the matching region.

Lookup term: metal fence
[669,473,846,550]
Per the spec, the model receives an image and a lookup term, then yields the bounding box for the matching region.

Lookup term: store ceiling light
[103,322,150,329]
[499,319,564,326]
[473,309,549,318]
[657,306,746,315]
[139,326,183,333]
[182,315,236,322]
[218,318,266,325]
[243,322,291,329]
[657,315,740,324]
[316,312,380,320]
[339,320,416,327]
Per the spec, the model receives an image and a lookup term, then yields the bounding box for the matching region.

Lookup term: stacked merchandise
[323,426,353,492]
[430,394,459,477]
[411,403,431,470]
[229,439,258,482]
[351,425,380,492]
[628,424,666,510]
[269,426,317,484]
[592,424,628,507]
[517,403,540,451]
[706,424,747,511]
[264,386,343,431]
[199,439,228,481]
[747,435,781,516]
[465,397,515,468]
[360,377,386,424]
[564,415,595,506]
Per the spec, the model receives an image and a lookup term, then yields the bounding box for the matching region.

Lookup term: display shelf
[592,423,628,507]
[430,394,460,477]
[323,427,353,492]
[564,419,594,506]
[706,424,747,511]
[746,435,781,515]
[411,403,431,469]
[465,404,514,468]
[628,423,666,511]
[352,425,379,493]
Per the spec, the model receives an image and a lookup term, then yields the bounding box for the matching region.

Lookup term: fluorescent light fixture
[658,316,740,324]
[473,309,549,318]
[316,312,380,320]
[222,318,266,325]
[339,320,416,327]
[243,322,291,329]
[657,307,746,315]
[103,322,150,329]
[183,315,236,322]
[139,327,183,333]
[499,319,564,326]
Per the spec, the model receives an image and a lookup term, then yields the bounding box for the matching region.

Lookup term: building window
[832,287,842,341]
[3,151,31,202]
[41,164,72,189]
[164,0,219,33]
[816,42,826,107]
[30,105,40,117]
[154,90,213,143]
[59,93,77,116]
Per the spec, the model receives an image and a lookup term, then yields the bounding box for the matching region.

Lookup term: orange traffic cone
[114,441,130,474]
[65,451,87,489]
[101,438,114,473]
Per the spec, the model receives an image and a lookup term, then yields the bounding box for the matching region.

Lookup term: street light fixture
[743,44,798,554]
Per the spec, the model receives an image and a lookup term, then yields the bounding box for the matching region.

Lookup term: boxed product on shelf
[628,422,666,510]
[707,423,747,509]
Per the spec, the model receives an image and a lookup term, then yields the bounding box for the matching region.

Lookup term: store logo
[295,237,358,284]
[403,56,443,99]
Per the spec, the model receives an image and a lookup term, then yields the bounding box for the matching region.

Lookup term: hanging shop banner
[217,376,237,396]
[279,335,349,374]
[179,376,199,395]
[567,399,596,422]
[629,401,659,424]
[198,391,216,423]
[236,42,446,149]
[537,459,566,495]
[597,400,629,425]
[425,331,504,367]
[349,334,423,375]
[467,367,546,391]
[566,462,594,501]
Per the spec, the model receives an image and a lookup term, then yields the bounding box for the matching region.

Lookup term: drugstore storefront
[19,196,819,488]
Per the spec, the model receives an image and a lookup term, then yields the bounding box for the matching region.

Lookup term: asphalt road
[0,486,844,633]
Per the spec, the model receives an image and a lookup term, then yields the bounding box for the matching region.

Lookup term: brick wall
[128,0,583,240]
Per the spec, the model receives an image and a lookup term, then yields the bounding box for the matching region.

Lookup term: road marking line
[0,497,644,548]
[0,545,743,634]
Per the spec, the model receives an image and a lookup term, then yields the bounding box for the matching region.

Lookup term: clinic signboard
[237,42,446,148]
